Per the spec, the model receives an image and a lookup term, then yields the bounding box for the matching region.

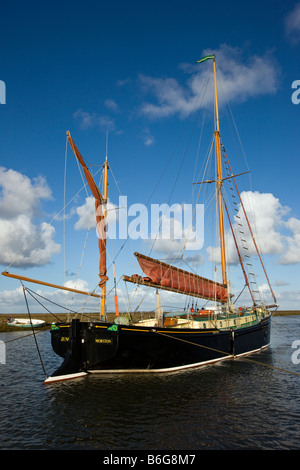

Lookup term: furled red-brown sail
[67,131,108,287]
[124,252,228,303]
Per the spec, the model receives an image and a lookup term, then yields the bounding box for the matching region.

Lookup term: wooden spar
[66,131,109,318]
[123,275,226,302]
[1,271,101,297]
[100,157,109,318]
[193,171,250,185]
[133,252,226,285]
[126,252,228,303]
[66,131,104,204]
[213,57,227,287]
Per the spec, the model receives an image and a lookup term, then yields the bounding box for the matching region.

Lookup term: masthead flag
[196,54,215,64]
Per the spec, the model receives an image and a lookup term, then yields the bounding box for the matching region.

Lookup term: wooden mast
[101,155,109,319]
[213,56,227,287]
[2,134,111,316]
[66,131,109,319]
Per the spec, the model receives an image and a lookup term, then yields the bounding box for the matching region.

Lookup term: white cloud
[104,99,119,112]
[0,168,60,268]
[73,108,116,132]
[285,2,300,44]
[207,190,300,266]
[235,191,287,257]
[149,203,204,255]
[0,279,101,314]
[274,279,290,287]
[74,196,95,230]
[139,74,192,118]
[74,195,119,239]
[141,128,155,146]
[274,288,300,310]
[138,44,279,119]
[64,278,90,292]
[0,286,24,306]
[280,217,300,264]
[0,167,51,219]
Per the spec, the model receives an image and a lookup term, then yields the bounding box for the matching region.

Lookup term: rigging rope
[21,282,47,378]
[15,283,101,325]
[3,166,103,272]
[3,299,299,379]
[64,137,68,291]
[109,72,212,276]
[155,330,300,377]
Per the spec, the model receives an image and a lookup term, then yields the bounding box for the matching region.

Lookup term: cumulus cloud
[74,196,95,231]
[0,286,24,306]
[285,2,300,44]
[0,167,60,268]
[280,217,300,264]
[138,44,280,119]
[234,191,287,257]
[0,167,52,219]
[207,190,300,266]
[149,203,204,256]
[0,279,101,314]
[64,278,90,292]
[74,195,119,238]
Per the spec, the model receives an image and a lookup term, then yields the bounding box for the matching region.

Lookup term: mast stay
[124,54,231,306]
[125,54,276,309]
[195,55,276,306]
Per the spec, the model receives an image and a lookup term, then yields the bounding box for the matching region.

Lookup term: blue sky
[0,0,300,313]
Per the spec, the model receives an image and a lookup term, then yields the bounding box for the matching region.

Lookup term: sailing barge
[2,55,277,383]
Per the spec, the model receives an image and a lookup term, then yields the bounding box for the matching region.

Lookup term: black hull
[45,316,271,382]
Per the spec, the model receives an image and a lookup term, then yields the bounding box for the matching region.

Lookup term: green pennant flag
[196,54,215,64]
[107,324,118,331]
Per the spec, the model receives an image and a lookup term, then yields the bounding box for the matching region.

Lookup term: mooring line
[2,329,47,344]
[155,330,300,377]
[156,330,232,357]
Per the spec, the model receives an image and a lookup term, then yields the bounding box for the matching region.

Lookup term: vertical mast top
[196,54,227,287]
[213,57,220,133]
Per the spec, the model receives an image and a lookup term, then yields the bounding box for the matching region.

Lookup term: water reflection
[0,316,299,450]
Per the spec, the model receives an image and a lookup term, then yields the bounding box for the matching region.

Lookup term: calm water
[0,316,299,451]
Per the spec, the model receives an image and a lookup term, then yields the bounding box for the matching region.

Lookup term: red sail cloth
[67,133,108,287]
[95,199,108,287]
[135,253,228,303]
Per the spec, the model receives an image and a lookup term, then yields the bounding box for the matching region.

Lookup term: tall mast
[101,142,109,319]
[213,57,227,286]
[66,131,109,318]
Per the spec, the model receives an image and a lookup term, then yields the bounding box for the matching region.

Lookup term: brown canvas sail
[124,252,228,303]
[66,131,108,287]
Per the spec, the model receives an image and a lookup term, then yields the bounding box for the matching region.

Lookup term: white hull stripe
[43,372,88,384]
[88,344,270,375]
[43,344,269,382]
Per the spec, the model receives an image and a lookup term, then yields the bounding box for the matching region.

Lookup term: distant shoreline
[273,311,300,316]
[0,310,299,318]
[0,309,299,326]
[0,310,299,321]
[0,310,298,332]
